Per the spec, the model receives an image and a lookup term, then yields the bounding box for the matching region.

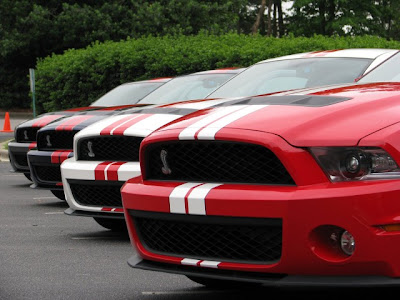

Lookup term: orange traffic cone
[1,112,13,132]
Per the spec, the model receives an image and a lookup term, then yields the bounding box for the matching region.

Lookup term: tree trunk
[252,0,267,34]
[277,0,284,37]
[267,0,273,36]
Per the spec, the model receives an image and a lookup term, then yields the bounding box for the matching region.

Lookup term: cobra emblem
[23,130,29,140]
[160,149,172,175]
[46,135,52,147]
[87,141,95,158]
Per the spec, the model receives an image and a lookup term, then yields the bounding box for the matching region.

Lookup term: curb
[0,141,9,162]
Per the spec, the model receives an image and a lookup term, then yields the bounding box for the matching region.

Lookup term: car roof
[257,49,399,63]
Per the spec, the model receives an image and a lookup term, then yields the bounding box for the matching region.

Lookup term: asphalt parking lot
[1,149,399,299]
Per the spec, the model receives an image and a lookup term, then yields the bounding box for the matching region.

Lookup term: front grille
[77,136,143,161]
[69,180,124,207]
[14,154,28,167]
[145,141,295,185]
[16,127,39,142]
[131,211,282,264]
[33,165,61,183]
[37,130,78,150]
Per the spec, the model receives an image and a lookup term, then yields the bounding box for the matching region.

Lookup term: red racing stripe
[56,115,93,131]
[106,162,127,181]
[59,151,72,163]
[32,115,64,127]
[111,114,150,135]
[101,207,124,212]
[94,162,113,180]
[100,115,139,136]
[51,150,64,164]
[29,142,37,150]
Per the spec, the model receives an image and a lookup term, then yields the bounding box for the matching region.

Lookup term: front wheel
[51,189,65,201]
[93,217,127,232]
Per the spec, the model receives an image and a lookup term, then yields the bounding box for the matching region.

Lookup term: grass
[2,139,11,150]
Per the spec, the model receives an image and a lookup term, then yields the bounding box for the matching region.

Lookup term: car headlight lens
[309,147,400,181]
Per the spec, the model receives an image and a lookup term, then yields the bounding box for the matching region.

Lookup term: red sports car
[8,78,171,181]
[121,52,400,287]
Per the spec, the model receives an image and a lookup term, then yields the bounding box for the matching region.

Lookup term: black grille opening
[131,210,282,264]
[77,136,143,161]
[16,127,39,142]
[33,165,61,183]
[37,130,78,150]
[69,180,124,207]
[145,141,295,185]
[13,154,28,167]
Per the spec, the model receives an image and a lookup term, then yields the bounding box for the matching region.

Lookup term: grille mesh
[13,154,28,167]
[37,130,78,150]
[16,127,39,143]
[77,136,143,161]
[69,181,124,207]
[34,165,61,183]
[132,211,282,263]
[145,141,295,185]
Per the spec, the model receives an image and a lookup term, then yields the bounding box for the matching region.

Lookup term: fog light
[340,231,355,255]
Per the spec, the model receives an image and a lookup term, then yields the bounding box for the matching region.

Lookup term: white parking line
[33,197,58,200]
[44,212,64,215]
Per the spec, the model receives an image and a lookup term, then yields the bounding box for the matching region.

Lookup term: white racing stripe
[200,261,220,268]
[169,182,222,215]
[197,105,267,140]
[123,114,181,136]
[181,258,201,266]
[187,183,222,215]
[178,106,243,140]
[109,114,145,135]
[74,115,131,139]
[169,182,203,214]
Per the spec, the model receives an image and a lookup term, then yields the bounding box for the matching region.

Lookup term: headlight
[309,147,400,182]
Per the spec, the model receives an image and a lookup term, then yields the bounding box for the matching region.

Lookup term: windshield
[358,52,400,83]
[90,82,166,106]
[137,73,235,105]
[208,58,372,98]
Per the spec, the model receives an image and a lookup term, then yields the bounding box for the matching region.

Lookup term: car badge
[24,130,29,140]
[160,149,172,175]
[87,141,95,158]
[46,135,52,147]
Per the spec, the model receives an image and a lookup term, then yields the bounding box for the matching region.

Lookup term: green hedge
[35,33,400,113]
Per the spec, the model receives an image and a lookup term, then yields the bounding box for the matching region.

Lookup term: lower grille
[14,154,28,167]
[34,165,61,183]
[131,210,282,264]
[69,180,124,207]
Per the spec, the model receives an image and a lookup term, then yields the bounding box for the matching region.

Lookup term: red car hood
[157,82,400,147]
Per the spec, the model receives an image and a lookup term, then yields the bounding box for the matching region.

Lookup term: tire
[51,189,66,201]
[23,173,32,181]
[93,217,127,232]
[186,276,259,289]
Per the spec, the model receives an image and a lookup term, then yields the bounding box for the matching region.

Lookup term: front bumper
[28,149,73,190]
[8,141,36,173]
[61,157,141,217]
[121,177,400,284]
